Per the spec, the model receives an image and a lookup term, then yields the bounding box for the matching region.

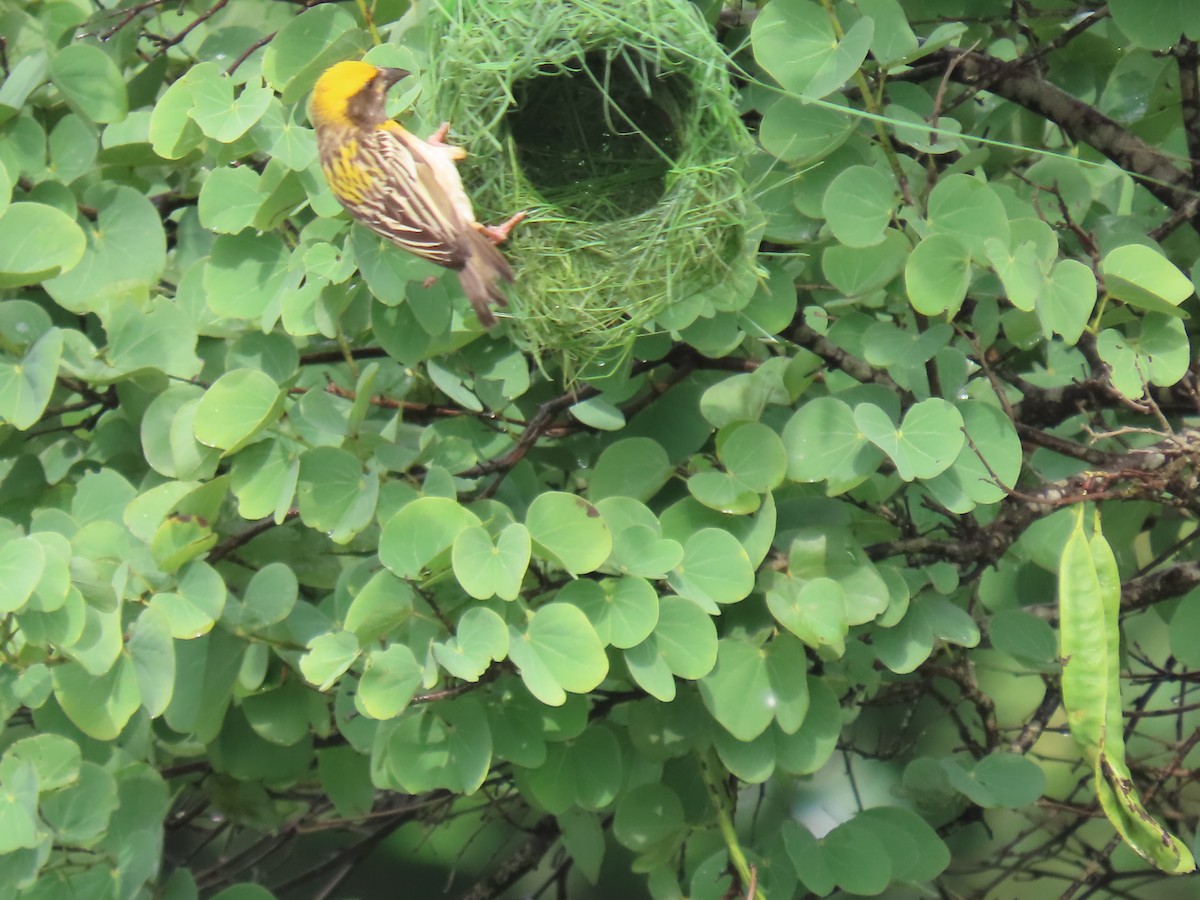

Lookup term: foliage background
[3,0,1200,897]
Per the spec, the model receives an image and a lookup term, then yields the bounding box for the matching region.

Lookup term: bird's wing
[348,125,470,268]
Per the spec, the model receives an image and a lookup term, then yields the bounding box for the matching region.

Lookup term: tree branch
[913,48,1200,231]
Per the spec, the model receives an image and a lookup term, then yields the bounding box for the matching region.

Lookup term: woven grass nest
[419,0,759,377]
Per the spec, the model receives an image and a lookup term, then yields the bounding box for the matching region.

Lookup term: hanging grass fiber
[422,0,757,375]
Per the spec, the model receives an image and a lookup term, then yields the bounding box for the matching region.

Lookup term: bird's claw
[429,122,453,146]
[483,211,529,245]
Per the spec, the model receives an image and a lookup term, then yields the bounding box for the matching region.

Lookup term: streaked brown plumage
[310,60,524,327]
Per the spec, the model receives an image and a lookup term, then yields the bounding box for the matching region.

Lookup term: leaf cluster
[3,1,1200,898]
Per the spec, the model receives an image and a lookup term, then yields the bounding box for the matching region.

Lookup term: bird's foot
[482,211,528,245]
[422,276,438,288]
[428,122,453,146]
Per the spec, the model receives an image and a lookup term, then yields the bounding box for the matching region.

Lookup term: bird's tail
[457,231,514,328]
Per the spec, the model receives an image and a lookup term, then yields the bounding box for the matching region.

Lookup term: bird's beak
[379,68,411,89]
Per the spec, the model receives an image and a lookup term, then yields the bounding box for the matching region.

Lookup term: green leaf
[127,605,175,718]
[924,400,1022,513]
[1102,244,1194,314]
[651,595,718,681]
[717,421,787,492]
[49,44,127,124]
[451,523,531,600]
[766,575,848,656]
[1038,259,1097,342]
[52,658,141,741]
[380,496,481,579]
[699,638,774,740]
[559,809,605,885]
[251,98,317,171]
[319,746,374,818]
[0,534,45,612]
[668,528,755,610]
[2,734,80,792]
[985,238,1042,312]
[509,603,609,706]
[822,165,897,248]
[905,233,971,316]
[150,561,227,639]
[299,631,360,692]
[927,174,1010,257]
[862,321,951,370]
[40,761,118,845]
[613,783,684,851]
[563,576,658,649]
[148,64,206,160]
[921,595,980,647]
[356,643,422,720]
[43,185,166,314]
[873,601,934,673]
[783,396,883,492]
[239,562,298,632]
[944,752,1046,809]
[823,228,910,297]
[858,0,919,65]
[105,296,201,379]
[588,437,672,502]
[193,369,285,454]
[687,470,760,515]
[230,438,300,521]
[753,0,873,100]
[1098,315,1190,400]
[1108,0,1200,50]
[608,521,684,579]
[782,822,835,895]
[241,679,311,746]
[526,492,612,575]
[990,609,1058,668]
[759,95,854,165]
[432,606,508,681]
[189,75,272,143]
[198,167,262,234]
[164,629,243,742]
[0,759,40,853]
[376,700,492,795]
[0,326,62,431]
[0,203,86,288]
[855,807,950,881]
[296,447,378,543]
[262,5,368,104]
[212,886,276,900]
[204,232,290,320]
[854,398,964,481]
[822,820,892,895]
[776,675,842,775]
[343,570,414,644]
[0,52,48,126]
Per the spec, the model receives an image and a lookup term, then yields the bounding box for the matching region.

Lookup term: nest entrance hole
[507,52,687,222]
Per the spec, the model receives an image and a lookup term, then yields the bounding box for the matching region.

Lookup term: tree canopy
[2,0,1200,898]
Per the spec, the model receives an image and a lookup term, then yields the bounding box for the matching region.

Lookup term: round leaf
[49,44,127,124]
[0,203,86,287]
[822,165,898,248]
[927,174,1010,257]
[380,496,481,579]
[510,603,609,705]
[356,643,422,720]
[905,233,971,315]
[668,528,755,609]
[526,492,612,575]
[193,369,284,453]
[451,523,531,601]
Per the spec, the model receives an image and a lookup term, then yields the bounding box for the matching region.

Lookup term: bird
[309,60,525,327]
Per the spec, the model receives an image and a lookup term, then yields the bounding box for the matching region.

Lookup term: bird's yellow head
[310,61,410,129]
